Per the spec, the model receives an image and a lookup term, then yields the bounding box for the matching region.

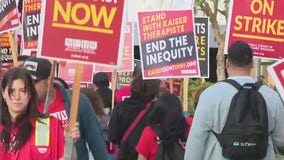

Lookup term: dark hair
[148,93,188,138]
[80,88,106,117]
[54,77,70,89]
[132,60,141,77]
[0,67,46,152]
[130,73,160,101]
[93,72,110,88]
[17,55,30,61]
[228,41,253,67]
[93,72,113,111]
[18,0,23,11]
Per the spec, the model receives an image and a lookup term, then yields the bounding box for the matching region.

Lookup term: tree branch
[200,2,213,18]
[213,0,218,19]
[224,0,230,24]
[217,9,226,17]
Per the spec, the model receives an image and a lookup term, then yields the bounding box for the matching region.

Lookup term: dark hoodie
[108,97,155,160]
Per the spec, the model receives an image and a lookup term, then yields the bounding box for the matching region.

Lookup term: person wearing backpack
[136,93,193,160]
[184,41,284,160]
[108,73,161,160]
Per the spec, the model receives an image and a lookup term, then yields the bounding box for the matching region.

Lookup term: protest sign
[0,33,12,64]
[225,0,284,59]
[163,78,182,96]
[129,0,193,22]
[117,71,132,88]
[268,59,284,101]
[58,62,94,83]
[138,10,199,79]
[38,0,126,66]
[0,33,13,76]
[0,0,20,34]
[22,0,41,50]
[195,17,209,78]
[94,64,114,72]
[117,22,134,72]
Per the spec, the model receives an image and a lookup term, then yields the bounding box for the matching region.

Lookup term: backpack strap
[254,81,263,90]
[151,125,186,144]
[120,101,152,144]
[214,79,265,142]
[223,79,241,90]
[213,79,243,140]
[224,79,263,91]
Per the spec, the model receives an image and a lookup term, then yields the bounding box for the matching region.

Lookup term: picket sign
[183,78,189,112]
[8,31,18,66]
[64,63,83,160]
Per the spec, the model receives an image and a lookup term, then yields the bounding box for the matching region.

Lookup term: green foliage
[182,78,214,116]
[275,147,284,160]
[194,0,205,9]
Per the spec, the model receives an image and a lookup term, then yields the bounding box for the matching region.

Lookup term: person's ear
[225,59,229,68]
[249,61,253,69]
[2,90,8,100]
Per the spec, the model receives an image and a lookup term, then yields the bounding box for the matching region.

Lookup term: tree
[194,0,230,80]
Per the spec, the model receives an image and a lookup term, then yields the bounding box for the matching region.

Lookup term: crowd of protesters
[1,40,284,160]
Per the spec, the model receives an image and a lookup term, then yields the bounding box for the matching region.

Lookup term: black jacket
[108,98,155,160]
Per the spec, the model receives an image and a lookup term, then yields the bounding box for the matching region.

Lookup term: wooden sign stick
[183,78,189,112]
[111,69,117,109]
[68,63,83,129]
[64,63,83,160]
[169,79,174,94]
[8,31,18,66]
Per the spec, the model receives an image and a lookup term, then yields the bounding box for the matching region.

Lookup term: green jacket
[55,83,109,160]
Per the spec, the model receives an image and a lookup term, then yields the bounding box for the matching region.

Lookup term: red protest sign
[38,0,126,66]
[94,64,115,72]
[117,22,134,72]
[58,62,94,83]
[268,59,284,101]
[225,0,284,59]
[163,78,182,96]
[0,0,20,34]
[137,10,199,79]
